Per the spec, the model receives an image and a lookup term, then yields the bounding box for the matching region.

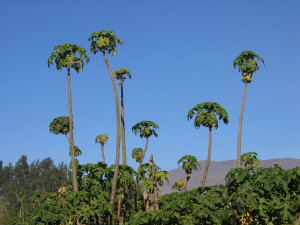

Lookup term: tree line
[0,156,69,222]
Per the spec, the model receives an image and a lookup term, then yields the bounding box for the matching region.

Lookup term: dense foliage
[0,156,69,223]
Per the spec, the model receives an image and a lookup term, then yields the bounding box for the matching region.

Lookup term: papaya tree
[88,30,123,205]
[132,121,159,181]
[49,116,79,187]
[116,165,136,224]
[15,189,26,222]
[132,148,143,163]
[234,50,265,168]
[114,68,132,165]
[188,102,228,186]
[176,155,199,193]
[95,134,109,163]
[48,44,89,192]
[241,152,260,168]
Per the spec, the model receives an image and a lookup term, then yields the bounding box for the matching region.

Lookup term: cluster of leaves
[125,165,300,225]
[88,30,123,56]
[132,121,159,138]
[48,43,90,73]
[187,102,228,130]
[233,50,265,83]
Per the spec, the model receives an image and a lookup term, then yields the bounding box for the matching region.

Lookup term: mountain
[159,158,300,195]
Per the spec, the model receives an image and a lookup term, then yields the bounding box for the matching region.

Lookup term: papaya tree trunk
[202,128,212,187]
[117,193,122,223]
[135,137,149,212]
[101,143,105,164]
[120,80,127,165]
[179,177,190,194]
[137,137,149,177]
[67,68,78,192]
[150,154,159,211]
[103,53,121,206]
[237,82,248,168]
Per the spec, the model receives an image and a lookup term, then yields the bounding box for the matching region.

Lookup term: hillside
[159,158,300,194]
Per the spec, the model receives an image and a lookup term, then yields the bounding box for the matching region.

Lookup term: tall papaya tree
[114,68,132,165]
[188,102,228,186]
[95,134,109,164]
[88,30,123,205]
[48,44,89,192]
[234,51,264,168]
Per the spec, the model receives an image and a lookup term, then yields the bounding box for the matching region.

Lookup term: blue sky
[0,1,299,171]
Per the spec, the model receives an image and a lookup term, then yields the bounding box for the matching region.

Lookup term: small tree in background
[131,148,143,163]
[188,102,228,187]
[234,50,265,168]
[132,121,159,181]
[88,30,123,205]
[241,152,260,168]
[95,134,109,164]
[48,44,89,192]
[114,68,132,165]
[175,155,199,193]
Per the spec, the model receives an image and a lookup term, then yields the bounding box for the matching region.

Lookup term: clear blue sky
[0,1,299,171]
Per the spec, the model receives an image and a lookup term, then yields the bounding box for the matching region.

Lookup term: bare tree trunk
[120,81,127,165]
[135,138,149,211]
[137,138,149,179]
[67,68,78,192]
[103,53,121,208]
[237,83,248,168]
[101,143,105,163]
[202,128,212,187]
[117,194,122,223]
[150,154,159,211]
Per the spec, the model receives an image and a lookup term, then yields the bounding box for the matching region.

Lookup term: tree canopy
[47,43,90,72]
[132,121,159,138]
[187,102,228,129]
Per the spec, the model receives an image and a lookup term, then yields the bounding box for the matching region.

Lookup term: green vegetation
[1,30,299,225]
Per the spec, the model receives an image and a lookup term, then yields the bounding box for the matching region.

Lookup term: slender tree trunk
[67,68,78,192]
[179,177,190,194]
[150,154,159,211]
[120,81,127,165]
[137,137,149,177]
[135,137,149,211]
[237,83,248,168]
[103,53,121,207]
[101,143,106,163]
[117,194,122,223]
[202,128,212,187]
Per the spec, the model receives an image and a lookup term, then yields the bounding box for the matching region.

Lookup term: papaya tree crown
[132,148,143,162]
[177,155,199,175]
[233,50,265,83]
[113,68,131,84]
[132,121,159,138]
[88,30,123,56]
[49,116,70,135]
[241,152,260,168]
[187,102,228,130]
[95,134,109,145]
[48,43,90,73]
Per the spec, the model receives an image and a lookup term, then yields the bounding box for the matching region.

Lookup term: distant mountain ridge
[159,158,300,195]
